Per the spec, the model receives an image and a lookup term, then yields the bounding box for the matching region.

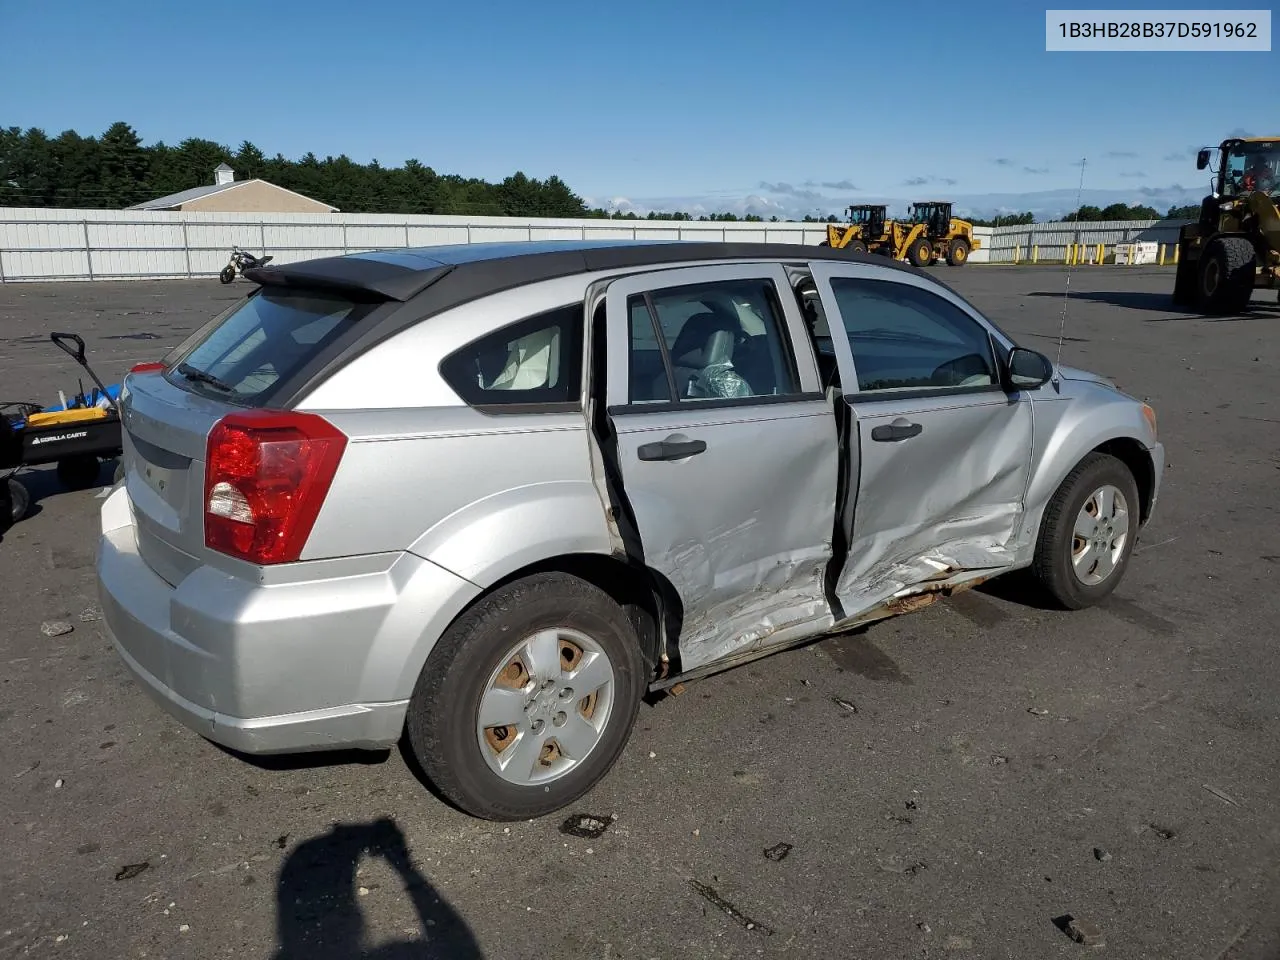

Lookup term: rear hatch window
[164,289,378,405]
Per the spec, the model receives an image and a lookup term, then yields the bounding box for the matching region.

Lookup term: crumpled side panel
[833,396,1033,623]
[675,545,836,672]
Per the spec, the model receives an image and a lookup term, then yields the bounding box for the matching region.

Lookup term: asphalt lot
[2,266,1279,960]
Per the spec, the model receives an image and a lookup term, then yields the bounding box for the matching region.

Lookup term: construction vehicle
[904,201,980,266]
[1172,135,1280,314]
[823,204,935,266]
[820,204,888,254]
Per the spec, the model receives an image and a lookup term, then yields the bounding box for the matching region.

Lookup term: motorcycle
[219,245,274,284]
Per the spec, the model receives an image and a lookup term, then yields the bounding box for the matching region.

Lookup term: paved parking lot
[2,266,1279,960]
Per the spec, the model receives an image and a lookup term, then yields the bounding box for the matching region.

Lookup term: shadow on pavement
[1026,289,1280,319]
[214,743,393,771]
[271,818,482,959]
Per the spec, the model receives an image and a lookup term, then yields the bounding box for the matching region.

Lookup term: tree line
[0,122,1204,224]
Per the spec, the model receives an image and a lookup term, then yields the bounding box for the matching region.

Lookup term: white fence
[0,208,842,282]
[0,205,1190,282]
[982,218,1190,263]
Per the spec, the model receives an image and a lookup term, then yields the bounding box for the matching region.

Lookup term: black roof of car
[242,238,946,303]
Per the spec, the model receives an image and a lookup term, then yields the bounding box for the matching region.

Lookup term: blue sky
[0,0,1273,219]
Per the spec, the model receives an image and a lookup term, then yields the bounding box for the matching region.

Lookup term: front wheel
[907,237,932,267]
[405,571,646,821]
[219,264,236,284]
[1196,236,1255,314]
[847,239,868,255]
[1031,452,1141,609]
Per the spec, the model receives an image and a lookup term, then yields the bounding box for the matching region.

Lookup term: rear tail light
[129,362,167,374]
[203,410,347,565]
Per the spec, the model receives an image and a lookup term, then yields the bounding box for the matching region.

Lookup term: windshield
[1222,140,1279,196]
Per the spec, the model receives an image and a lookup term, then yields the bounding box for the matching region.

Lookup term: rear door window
[167,290,375,404]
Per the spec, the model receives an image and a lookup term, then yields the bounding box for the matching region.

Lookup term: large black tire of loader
[1196,236,1256,314]
[907,237,932,267]
[847,239,868,255]
[947,236,971,266]
[1171,249,1196,306]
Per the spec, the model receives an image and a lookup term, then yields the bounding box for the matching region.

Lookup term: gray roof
[126,181,240,210]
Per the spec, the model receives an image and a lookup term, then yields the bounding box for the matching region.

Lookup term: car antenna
[1053,156,1088,387]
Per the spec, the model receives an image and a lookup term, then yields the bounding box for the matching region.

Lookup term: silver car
[97,240,1164,821]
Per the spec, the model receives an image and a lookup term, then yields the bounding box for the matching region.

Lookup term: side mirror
[1006,346,1053,390]
[1196,148,1211,170]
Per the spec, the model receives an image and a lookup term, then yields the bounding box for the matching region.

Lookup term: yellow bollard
[1033,244,1039,263]
[1097,242,1104,265]
[1014,244,1020,264]
[1173,243,1180,265]
[1158,243,1166,266]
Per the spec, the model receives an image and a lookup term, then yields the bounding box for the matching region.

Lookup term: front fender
[408,480,615,589]
[1021,384,1160,539]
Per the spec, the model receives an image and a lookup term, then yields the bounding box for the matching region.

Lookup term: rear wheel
[405,571,646,821]
[1195,236,1255,314]
[847,239,868,255]
[947,236,971,266]
[907,237,932,267]
[1031,452,1140,610]
[56,455,101,490]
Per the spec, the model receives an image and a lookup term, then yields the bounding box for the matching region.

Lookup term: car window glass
[172,290,372,405]
[630,278,801,403]
[829,277,997,394]
[440,303,583,407]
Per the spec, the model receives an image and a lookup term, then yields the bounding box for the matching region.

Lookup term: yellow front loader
[1173,135,1280,314]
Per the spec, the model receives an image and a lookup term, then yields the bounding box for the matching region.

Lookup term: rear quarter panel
[294,274,616,585]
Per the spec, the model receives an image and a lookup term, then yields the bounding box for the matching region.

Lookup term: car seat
[652,311,753,399]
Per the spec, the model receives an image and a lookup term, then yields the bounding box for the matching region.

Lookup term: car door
[807,260,1034,618]
[597,262,840,674]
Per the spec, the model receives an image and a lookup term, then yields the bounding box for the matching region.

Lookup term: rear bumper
[96,486,481,755]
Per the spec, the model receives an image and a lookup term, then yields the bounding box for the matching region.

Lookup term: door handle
[870,418,923,442]
[637,436,707,461]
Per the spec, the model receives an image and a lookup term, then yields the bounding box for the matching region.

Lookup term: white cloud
[608,182,1206,222]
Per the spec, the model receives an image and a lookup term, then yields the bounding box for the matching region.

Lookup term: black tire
[219,264,236,284]
[847,239,868,255]
[947,236,971,266]
[56,455,101,490]
[1195,236,1255,314]
[1171,249,1195,305]
[405,571,646,821]
[1031,452,1141,610]
[907,237,932,267]
[817,240,830,247]
[3,478,29,528]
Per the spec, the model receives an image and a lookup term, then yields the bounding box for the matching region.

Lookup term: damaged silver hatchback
[97,240,1164,820]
